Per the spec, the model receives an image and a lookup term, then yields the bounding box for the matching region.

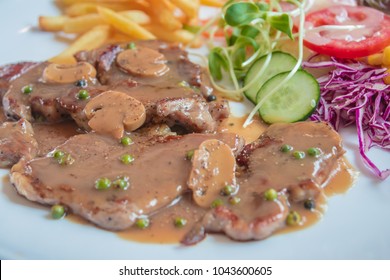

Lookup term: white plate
[0,0,389,260]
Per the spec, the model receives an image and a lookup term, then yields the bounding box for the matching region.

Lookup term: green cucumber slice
[244,51,297,104]
[256,70,320,124]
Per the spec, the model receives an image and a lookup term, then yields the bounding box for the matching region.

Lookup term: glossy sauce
[60,116,357,244]
[116,123,357,244]
[218,115,266,144]
[118,195,206,244]
[278,157,357,235]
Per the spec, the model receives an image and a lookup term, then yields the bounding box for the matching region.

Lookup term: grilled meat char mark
[182,121,344,245]
[11,132,244,231]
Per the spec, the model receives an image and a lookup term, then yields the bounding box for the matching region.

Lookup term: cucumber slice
[244,51,297,104]
[256,70,320,124]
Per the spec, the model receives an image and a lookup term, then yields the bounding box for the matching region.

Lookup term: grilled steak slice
[2,62,101,122]
[2,41,228,133]
[32,121,81,156]
[75,40,211,94]
[11,132,244,231]
[182,121,344,244]
[0,62,37,100]
[75,40,229,132]
[0,119,37,167]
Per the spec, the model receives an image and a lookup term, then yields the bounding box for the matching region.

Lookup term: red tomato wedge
[303,6,390,58]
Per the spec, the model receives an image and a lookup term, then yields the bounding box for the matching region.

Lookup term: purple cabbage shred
[303,57,389,180]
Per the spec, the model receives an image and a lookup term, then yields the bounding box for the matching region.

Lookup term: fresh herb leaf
[267,13,294,39]
[209,47,229,81]
[225,2,261,26]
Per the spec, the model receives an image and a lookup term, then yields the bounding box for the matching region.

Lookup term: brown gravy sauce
[217,114,267,144]
[278,157,357,235]
[64,116,357,244]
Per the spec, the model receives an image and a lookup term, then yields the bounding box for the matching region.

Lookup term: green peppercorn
[292,151,305,159]
[186,149,195,160]
[280,144,293,153]
[307,147,321,157]
[178,80,190,87]
[57,153,75,166]
[174,217,187,228]
[95,177,111,190]
[264,188,278,201]
[22,85,33,94]
[286,211,301,226]
[304,199,316,211]
[120,136,133,146]
[127,42,136,49]
[221,185,234,196]
[211,198,223,208]
[113,178,129,190]
[229,196,241,205]
[120,154,134,164]
[53,150,65,160]
[77,89,90,100]
[135,217,149,229]
[51,204,65,219]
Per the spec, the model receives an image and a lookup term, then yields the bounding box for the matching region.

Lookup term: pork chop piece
[182,121,344,245]
[75,40,230,132]
[2,62,101,122]
[11,132,244,230]
[32,121,81,156]
[0,119,37,168]
[0,62,37,100]
[75,40,212,96]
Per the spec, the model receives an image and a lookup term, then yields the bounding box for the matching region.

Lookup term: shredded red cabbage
[303,57,389,180]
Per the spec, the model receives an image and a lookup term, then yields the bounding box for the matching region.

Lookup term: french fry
[41,0,208,52]
[148,0,182,31]
[146,25,201,47]
[50,25,111,64]
[120,10,150,25]
[57,0,132,7]
[107,32,135,44]
[170,0,199,19]
[63,10,150,34]
[39,15,68,31]
[200,0,225,7]
[98,6,155,40]
[64,2,149,17]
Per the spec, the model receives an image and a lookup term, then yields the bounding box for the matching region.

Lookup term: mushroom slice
[116,47,169,77]
[188,139,237,208]
[84,90,146,139]
[42,62,97,84]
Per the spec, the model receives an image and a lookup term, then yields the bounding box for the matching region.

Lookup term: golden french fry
[107,32,135,44]
[57,0,131,7]
[170,0,199,19]
[39,15,68,31]
[63,10,150,34]
[146,25,201,47]
[63,14,102,33]
[120,10,150,25]
[148,0,182,31]
[200,0,225,7]
[64,2,149,17]
[50,25,111,64]
[98,6,155,40]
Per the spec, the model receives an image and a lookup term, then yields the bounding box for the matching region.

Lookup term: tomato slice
[303,6,390,58]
